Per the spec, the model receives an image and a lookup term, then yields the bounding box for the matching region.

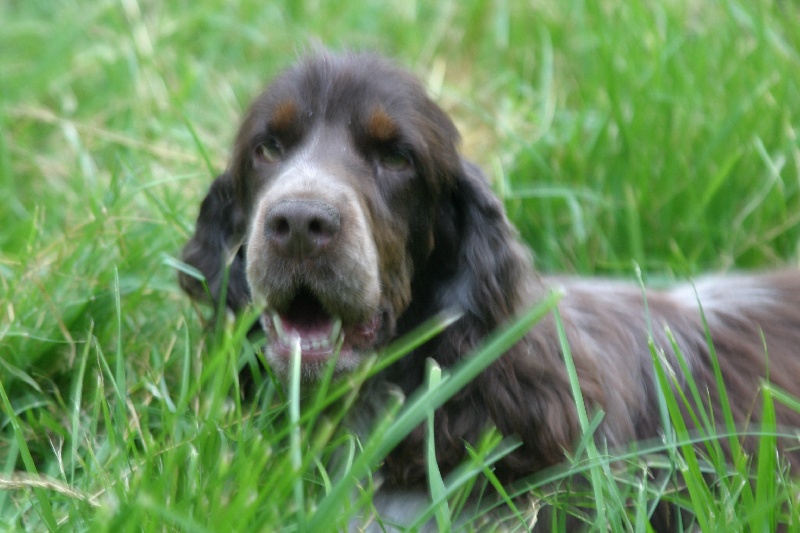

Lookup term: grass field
[2,0,800,530]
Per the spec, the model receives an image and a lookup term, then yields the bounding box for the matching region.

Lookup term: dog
[179,50,800,530]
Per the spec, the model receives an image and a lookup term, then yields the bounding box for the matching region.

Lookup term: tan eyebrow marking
[366,106,398,141]
[269,99,297,130]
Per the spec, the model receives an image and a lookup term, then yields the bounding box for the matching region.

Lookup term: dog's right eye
[255,138,282,163]
[377,146,411,172]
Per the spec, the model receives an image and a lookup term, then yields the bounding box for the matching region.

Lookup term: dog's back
[548,270,800,463]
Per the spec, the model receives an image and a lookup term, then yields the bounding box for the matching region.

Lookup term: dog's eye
[378,148,410,172]
[255,138,282,164]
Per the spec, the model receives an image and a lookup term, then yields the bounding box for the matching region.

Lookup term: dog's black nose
[264,199,341,257]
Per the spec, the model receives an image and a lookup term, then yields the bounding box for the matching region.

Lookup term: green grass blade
[552,306,608,528]
[0,378,58,531]
[649,341,713,532]
[424,359,451,531]
[753,381,777,531]
[288,336,305,530]
[113,268,128,442]
[69,325,93,485]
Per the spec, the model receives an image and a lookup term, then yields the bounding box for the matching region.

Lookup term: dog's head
[180,51,528,380]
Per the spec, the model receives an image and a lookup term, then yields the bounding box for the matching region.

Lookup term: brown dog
[180,50,800,529]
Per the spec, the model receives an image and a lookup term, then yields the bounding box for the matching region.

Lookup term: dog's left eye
[255,138,283,164]
[378,148,410,171]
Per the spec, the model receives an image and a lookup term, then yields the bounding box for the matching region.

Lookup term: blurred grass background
[1,0,800,530]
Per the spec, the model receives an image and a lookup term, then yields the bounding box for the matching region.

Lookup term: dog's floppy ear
[179,172,250,313]
[385,159,546,483]
[435,160,535,331]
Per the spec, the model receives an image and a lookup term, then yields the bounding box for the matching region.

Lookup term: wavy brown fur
[179,50,800,529]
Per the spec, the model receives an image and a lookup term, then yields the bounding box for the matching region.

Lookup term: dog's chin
[263,345,365,381]
[260,310,382,381]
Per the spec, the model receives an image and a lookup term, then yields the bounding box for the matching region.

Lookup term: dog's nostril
[307,214,340,239]
[270,217,291,236]
[265,199,341,257]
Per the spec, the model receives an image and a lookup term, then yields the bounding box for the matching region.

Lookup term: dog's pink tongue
[280,314,333,338]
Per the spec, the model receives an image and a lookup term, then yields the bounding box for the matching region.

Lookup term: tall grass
[2,0,800,530]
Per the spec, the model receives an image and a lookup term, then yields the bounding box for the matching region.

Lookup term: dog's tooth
[330,318,342,343]
[271,311,286,340]
[311,339,322,350]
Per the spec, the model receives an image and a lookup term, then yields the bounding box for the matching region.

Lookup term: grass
[2,0,800,530]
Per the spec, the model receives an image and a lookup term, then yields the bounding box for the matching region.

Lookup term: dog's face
[227,54,462,379]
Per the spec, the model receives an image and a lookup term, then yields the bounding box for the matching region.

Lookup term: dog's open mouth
[260,287,381,366]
